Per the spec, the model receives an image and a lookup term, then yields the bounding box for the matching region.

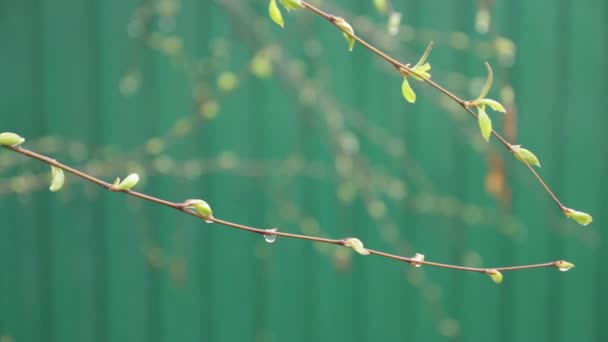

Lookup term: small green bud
[279,0,303,11]
[334,17,356,52]
[114,173,139,191]
[485,269,503,284]
[268,0,284,28]
[401,74,416,103]
[410,253,425,267]
[564,207,593,226]
[49,165,65,192]
[344,237,370,255]
[554,260,575,272]
[183,199,213,218]
[373,0,387,13]
[0,132,25,146]
[477,106,492,141]
[512,145,541,167]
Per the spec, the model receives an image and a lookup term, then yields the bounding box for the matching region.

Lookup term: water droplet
[558,267,570,272]
[263,228,277,243]
[205,220,213,224]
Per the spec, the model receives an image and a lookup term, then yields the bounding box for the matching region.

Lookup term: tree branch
[2,143,574,283]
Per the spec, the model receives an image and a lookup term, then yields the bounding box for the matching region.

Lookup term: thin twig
[3,144,566,276]
[300,1,567,213]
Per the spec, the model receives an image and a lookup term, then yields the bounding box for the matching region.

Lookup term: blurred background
[0,0,606,341]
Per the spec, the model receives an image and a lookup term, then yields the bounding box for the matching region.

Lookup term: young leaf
[564,207,593,226]
[0,132,25,146]
[512,145,541,167]
[477,106,492,141]
[334,17,356,52]
[115,173,140,191]
[478,98,506,113]
[477,62,494,100]
[485,269,503,284]
[409,42,433,80]
[268,0,284,28]
[344,237,370,255]
[279,0,303,11]
[49,165,65,192]
[401,76,416,103]
[414,41,434,69]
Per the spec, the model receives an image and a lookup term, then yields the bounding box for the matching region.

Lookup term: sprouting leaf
[344,237,370,255]
[411,62,431,81]
[415,41,434,68]
[49,165,65,192]
[477,61,494,100]
[268,0,284,28]
[373,0,387,13]
[477,106,492,141]
[183,199,214,218]
[0,132,25,146]
[114,173,140,191]
[334,17,356,52]
[564,207,593,226]
[409,42,433,80]
[401,75,416,103]
[554,260,575,272]
[485,269,503,284]
[512,145,541,167]
[478,98,506,113]
[279,0,303,11]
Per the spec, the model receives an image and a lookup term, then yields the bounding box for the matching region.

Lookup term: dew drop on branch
[263,228,278,243]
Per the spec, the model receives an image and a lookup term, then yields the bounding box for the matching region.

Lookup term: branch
[286,1,591,226]
[1,140,575,283]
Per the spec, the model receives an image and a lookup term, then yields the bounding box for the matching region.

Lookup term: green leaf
[279,0,303,11]
[344,237,370,255]
[478,98,506,113]
[414,41,434,68]
[268,0,284,28]
[477,107,492,141]
[115,173,140,191]
[0,132,25,146]
[564,207,593,226]
[477,61,494,100]
[411,62,431,81]
[485,269,503,284]
[408,42,433,80]
[49,165,65,192]
[512,145,541,167]
[334,17,356,52]
[401,76,416,103]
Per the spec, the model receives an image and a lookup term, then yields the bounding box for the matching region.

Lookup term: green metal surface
[0,0,606,341]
